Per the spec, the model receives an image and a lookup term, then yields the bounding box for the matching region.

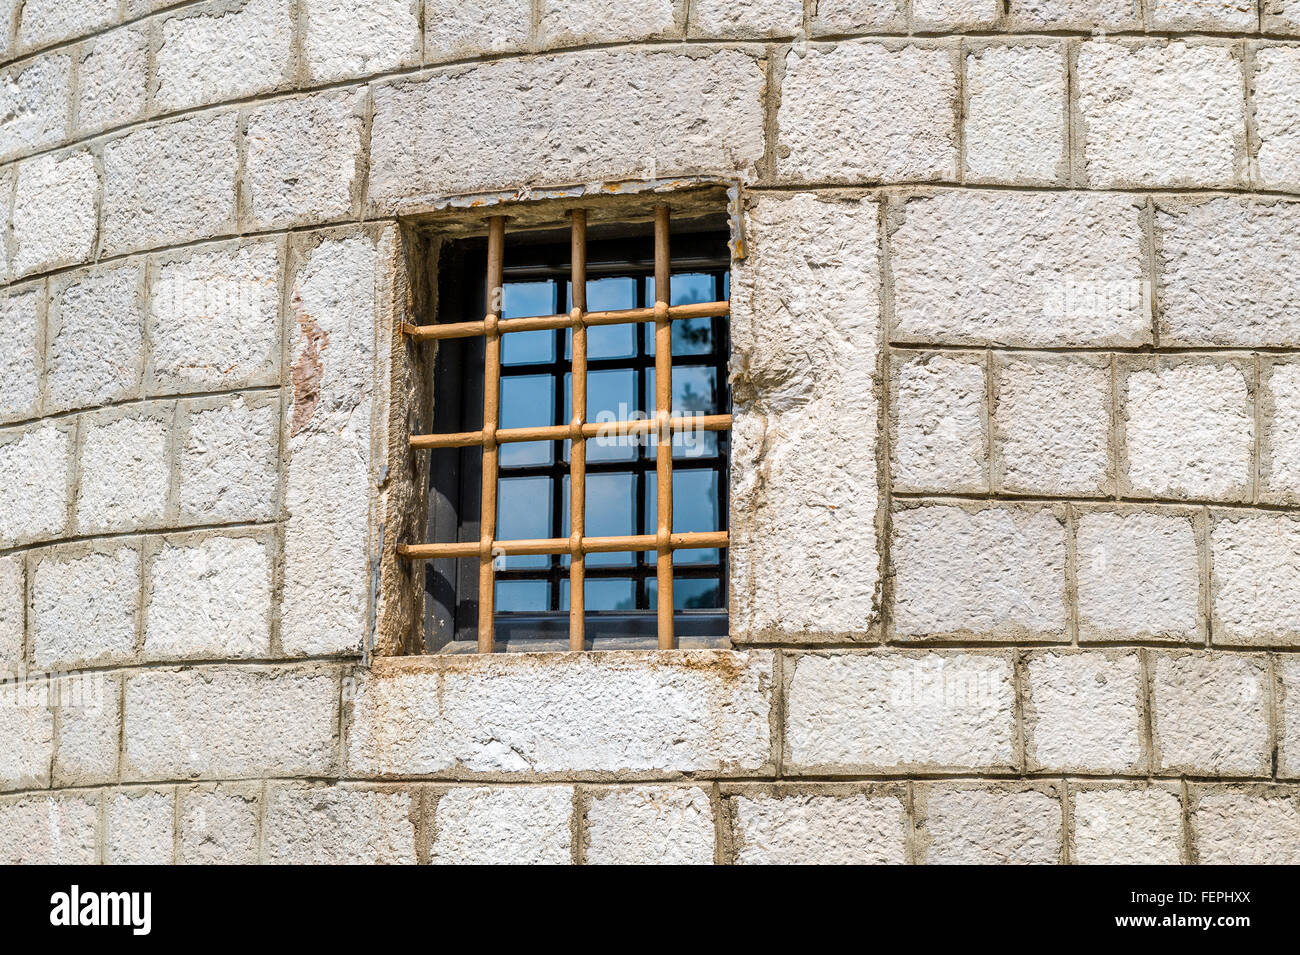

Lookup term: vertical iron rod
[653,205,675,650]
[568,210,588,651]
[478,215,506,653]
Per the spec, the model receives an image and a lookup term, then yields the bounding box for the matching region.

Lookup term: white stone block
[785,651,1016,772]
[432,786,571,865]
[585,787,714,865]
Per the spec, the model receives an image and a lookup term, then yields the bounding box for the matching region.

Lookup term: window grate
[399,207,732,652]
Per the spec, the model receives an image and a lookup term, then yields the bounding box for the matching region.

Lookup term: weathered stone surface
[0,556,22,671]
[177,394,279,525]
[349,652,774,776]
[0,53,70,160]
[1025,650,1144,773]
[123,666,338,780]
[144,534,272,660]
[1254,47,1300,192]
[585,786,714,864]
[178,784,260,864]
[913,0,1000,25]
[424,0,531,62]
[921,786,1061,864]
[545,0,678,44]
[0,681,52,790]
[76,26,148,134]
[965,43,1066,184]
[1072,787,1183,865]
[0,793,98,864]
[993,355,1110,497]
[17,0,117,50]
[244,90,364,229]
[785,651,1016,772]
[1265,0,1300,31]
[1194,789,1300,864]
[11,149,98,277]
[731,789,907,864]
[32,542,140,670]
[1277,656,1300,777]
[148,240,280,394]
[730,194,880,639]
[1157,198,1300,346]
[1008,0,1140,28]
[75,407,171,534]
[891,191,1147,346]
[1212,513,1300,646]
[0,286,42,424]
[1152,652,1270,775]
[282,233,381,656]
[46,263,144,414]
[1150,0,1254,29]
[0,422,71,547]
[53,674,120,787]
[1121,359,1253,501]
[432,786,572,864]
[369,50,765,207]
[1077,41,1243,188]
[811,0,903,31]
[1262,360,1300,502]
[155,0,293,112]
[101,113,239,255]
[264,785,416,864]
[891,505,1067,640]
[891,352,987,494]
[689,0,802,36]
[1076,510,1200,642]
[777,42,957,184]
[106,789,174,864]
[302,0,419,82]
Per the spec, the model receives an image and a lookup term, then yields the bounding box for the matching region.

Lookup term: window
[402,206,733,652]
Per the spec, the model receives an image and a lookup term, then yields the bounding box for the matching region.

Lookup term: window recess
[400,206,732,653]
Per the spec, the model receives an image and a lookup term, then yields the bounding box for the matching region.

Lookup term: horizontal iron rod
[400,300,730,341]
[410,413,733,450]
[398,530,728,560]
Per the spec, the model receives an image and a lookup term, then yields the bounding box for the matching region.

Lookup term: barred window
[402,207,732,652]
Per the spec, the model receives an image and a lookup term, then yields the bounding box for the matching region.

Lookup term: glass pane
[645,274,716,356]
[497,476,551,569]
[559,578,637,612]
[646,468,720,565]
[643,367,718,458]
[496,580,549,612]
[567,367,638,462]
[647,576,723,611]
[501,282,556,366]
[567,278,636,360]
[500,375,555,467]
[562,472,636,567]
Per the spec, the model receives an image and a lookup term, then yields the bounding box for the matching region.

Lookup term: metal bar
[410,413,733,450]
[477,215,506,653]
[569,210,587,652]
[400,531,729,561]
[400,301,729,341]
[654,205,674,650]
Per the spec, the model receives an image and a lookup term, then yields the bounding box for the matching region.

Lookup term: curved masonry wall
[1,0,1299,863]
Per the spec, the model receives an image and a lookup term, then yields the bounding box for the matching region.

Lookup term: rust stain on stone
[290,292,329,437]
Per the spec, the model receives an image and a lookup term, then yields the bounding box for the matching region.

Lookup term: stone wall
[1,0,1299,863]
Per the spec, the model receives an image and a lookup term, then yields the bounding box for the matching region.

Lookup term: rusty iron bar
[477,215,506,654]
[569,210,588,652]
[399,300,729,341]
[409,414,732,450]
[399,531,729,561]
[653,205,674,650]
